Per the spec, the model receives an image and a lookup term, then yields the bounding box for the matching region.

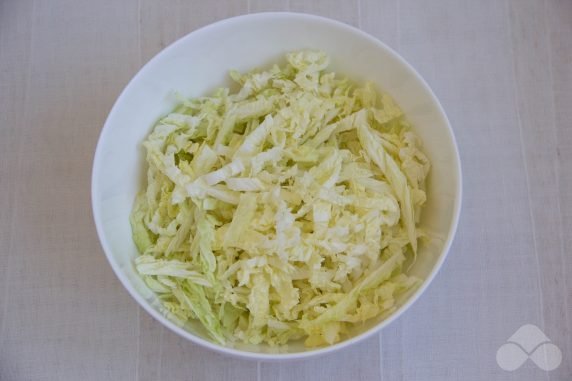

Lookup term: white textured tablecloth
[1,1,571,380]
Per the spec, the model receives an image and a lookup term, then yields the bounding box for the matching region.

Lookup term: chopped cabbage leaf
[131,50,430,347]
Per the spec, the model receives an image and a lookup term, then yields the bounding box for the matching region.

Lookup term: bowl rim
[91,11,463,361]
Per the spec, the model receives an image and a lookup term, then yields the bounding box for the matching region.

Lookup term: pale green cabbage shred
[130,51,430,347]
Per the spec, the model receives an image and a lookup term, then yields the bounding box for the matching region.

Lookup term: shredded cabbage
[130,51,430,347]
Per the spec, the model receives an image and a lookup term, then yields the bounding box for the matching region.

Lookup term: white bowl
[92,12,462,360]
